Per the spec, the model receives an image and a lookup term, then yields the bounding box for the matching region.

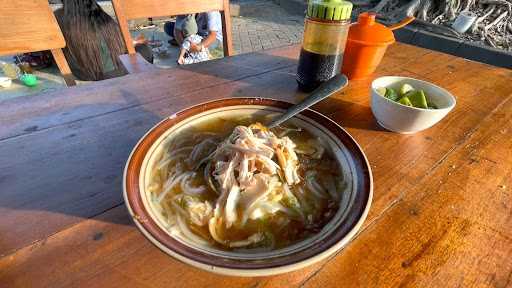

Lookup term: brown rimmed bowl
[123,98,373,276]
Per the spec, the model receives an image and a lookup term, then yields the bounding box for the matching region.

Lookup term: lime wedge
[376,87,387,96]
[407,90,428,109]
[385,88,399,101]
[398,97,413,107]
[399,83,414,96]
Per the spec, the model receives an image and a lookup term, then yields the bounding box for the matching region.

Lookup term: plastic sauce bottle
[296,0,352,92]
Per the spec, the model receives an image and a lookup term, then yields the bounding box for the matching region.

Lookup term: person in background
[164,12,224,59]
[177,15,210,65]
[54,0,127,81]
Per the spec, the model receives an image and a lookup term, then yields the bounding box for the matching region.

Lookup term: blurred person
[177,15,210,65]
[164,12,224,59]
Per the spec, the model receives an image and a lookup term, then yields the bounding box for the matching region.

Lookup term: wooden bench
[0,0,76,86]
[111,0,234,74]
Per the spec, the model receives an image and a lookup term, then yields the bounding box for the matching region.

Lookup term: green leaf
[385,88,399,101]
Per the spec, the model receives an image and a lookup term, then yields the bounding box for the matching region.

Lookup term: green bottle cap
[307,0,353,21]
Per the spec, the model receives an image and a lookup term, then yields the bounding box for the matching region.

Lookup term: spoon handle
[267,74,349,128]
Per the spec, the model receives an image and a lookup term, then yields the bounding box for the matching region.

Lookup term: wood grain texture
[116,0,224,20]
[111,0,135,55]
[111,0,233,57]
[301,95,512,288]
[50,49,76,86]
[0,0,76,87]
[221,0,234,56]
[0,0,66,55]
[0,43,511,287]
[0,45,298,141]
[119,53,156,74]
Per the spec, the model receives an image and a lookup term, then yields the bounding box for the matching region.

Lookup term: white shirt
[176,12,223,43]
[196,12,223,43]
[181,34,210,64]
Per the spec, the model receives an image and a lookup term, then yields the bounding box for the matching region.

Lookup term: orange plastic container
[342,12,414,79]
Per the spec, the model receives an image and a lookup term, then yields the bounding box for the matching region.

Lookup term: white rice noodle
[249,201,291,220]
[176,214,210,246]
[180,173,207,195]
[208,217,226,244]
[282,184,303,219]
[228,233,264,248]
[323,175,339,200]
[157,150,190,170]
[170,200,188,218]
[188,138,217,166]
[306,171,330,199]
[294,186,312,212]
[310,138,325,159]
[273,125,302,137]
[158,172,191,202]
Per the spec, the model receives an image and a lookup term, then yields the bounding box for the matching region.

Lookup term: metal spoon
[267,74,349,128]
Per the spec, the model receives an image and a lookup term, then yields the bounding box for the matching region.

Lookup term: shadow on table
[0,52,302,240]
[0,87,165,234]
[323,98,386,132]
[178,49,299,81]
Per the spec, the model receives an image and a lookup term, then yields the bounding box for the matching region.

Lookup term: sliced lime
[399,83,415,96]
[376,87,387,96]
[398,97,413,107]
[427,96,438,109]
[407,90,428,109]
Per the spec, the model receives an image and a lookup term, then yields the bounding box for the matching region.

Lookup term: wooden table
[0,43,511,288]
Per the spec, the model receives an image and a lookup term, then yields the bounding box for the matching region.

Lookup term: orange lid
[347,12,395,46]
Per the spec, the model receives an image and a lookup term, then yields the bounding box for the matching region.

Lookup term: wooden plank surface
[119,53,157,74]
[0,43,511,287]
[0,45,299,141]
[0,0,66,55]
[50,49,76,86]
[301,96,512,288]
[116,0,224,20]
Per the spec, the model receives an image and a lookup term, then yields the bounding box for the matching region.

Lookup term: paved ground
[0,0,303,101]
[231,0,304,54]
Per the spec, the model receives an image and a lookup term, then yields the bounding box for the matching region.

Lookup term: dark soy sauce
[296,49,343,92]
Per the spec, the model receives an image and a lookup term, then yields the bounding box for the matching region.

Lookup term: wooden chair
[0,0,76,86]
[111,0,233,73]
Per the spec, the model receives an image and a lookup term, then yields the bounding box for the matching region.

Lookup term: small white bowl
[371,76,456,134]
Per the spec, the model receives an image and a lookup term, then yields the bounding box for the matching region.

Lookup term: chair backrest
[0,0,75,86]
[112,0,233,57]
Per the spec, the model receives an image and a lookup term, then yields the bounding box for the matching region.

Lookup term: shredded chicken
[153,122,339,249]
[206,123,303,245]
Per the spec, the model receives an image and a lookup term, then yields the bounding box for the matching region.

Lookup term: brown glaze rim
[124,98,371,270]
